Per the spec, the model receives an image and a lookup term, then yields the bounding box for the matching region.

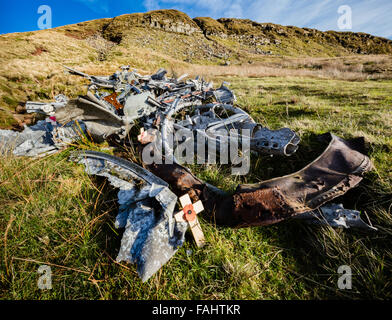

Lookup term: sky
[0,0,391,39]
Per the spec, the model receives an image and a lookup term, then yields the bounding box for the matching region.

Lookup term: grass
[0,10,391,298]
[1,75,391,299]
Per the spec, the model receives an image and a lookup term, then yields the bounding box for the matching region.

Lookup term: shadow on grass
[87,175,122,258]
[237,134,391,299]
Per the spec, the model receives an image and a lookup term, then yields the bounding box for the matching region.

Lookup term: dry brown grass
[172,55,392,81]
[1,26,391,130]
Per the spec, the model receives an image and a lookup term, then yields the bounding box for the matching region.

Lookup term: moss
[0,113,17,129]
[2,95,19,107]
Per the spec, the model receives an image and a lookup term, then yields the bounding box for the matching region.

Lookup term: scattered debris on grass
[0,65,377,281]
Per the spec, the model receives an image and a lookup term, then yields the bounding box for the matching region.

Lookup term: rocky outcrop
[99,9,392,55]
[142,12,201,35]
[102,9,201,41]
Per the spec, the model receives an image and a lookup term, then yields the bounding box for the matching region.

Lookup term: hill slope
[1,9,392,128]
[62,9,392,61]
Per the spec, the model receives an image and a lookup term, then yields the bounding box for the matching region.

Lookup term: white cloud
[223,1,244,18]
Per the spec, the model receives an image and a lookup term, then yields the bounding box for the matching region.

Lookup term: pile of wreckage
[0,65,377,282]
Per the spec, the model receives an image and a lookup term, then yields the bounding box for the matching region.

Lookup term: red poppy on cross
[174,194,206,248]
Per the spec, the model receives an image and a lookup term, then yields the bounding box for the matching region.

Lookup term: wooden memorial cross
[174,194,206,248]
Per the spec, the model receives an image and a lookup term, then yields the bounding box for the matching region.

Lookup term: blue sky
[0,0,391,39]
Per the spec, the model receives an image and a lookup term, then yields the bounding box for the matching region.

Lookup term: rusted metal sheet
[216,133,373,227]
[103,92,123,110]
[146,133,373,228]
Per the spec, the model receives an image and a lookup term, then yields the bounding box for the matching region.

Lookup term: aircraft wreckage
[0,65,377,282]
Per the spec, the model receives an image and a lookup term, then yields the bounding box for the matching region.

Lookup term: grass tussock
[172,55,392,81]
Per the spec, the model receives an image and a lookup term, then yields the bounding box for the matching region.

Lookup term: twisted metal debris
[71,151,188,282]
[0,65,377,282]
[0,118,85,157]
[59,65,300,156]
